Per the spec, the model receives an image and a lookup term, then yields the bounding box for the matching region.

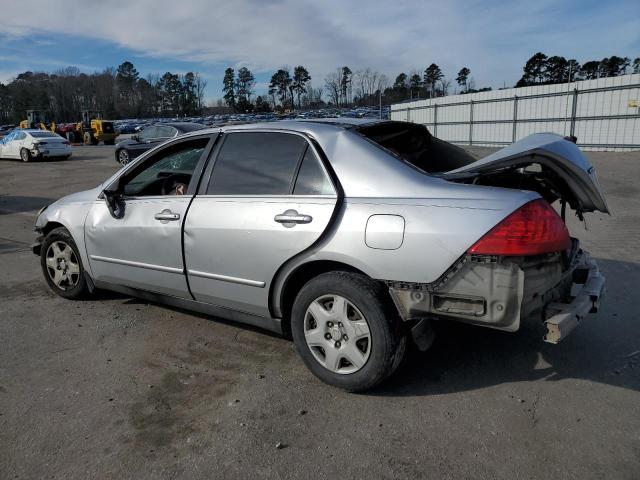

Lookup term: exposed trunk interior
[357,122,608,216]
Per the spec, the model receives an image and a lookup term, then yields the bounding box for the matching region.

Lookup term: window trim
[198,129,336,197]
[106,133,219,199]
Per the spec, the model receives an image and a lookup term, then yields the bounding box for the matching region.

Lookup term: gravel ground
[1,144,639,479]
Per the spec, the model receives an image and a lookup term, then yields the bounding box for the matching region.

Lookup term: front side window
[122,137,209,197]
[15,131,26,141]
[207,132,307,195]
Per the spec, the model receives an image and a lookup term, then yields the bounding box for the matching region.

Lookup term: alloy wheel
[118,149,130,165]
[45,241,80,290]
[303,294,372,374]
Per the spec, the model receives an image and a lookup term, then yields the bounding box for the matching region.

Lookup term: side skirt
[93,279,283,334]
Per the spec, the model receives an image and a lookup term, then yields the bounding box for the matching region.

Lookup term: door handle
[274,209,312,227]
[154,209,180,223]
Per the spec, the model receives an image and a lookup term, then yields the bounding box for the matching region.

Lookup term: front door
[184,131,338,317]
[85,135,213,297]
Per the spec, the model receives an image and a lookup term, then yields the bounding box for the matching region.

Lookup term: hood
[441,133,609,214]
[54,186,103,205]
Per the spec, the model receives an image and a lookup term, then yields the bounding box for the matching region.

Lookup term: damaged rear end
[372,128,607,344]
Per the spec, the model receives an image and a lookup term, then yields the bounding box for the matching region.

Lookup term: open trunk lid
[440,133,609,214]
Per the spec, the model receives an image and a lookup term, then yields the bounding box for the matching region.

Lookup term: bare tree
[194,73,207,111]
[324,70,341,106]
[439,78,451,96]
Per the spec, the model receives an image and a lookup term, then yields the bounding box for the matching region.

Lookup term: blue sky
[0,0,638,103]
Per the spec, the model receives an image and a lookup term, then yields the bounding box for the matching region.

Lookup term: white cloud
[0,0,637,89]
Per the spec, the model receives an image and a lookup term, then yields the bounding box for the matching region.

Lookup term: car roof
[181,118,387,137]
[155,122,205,130]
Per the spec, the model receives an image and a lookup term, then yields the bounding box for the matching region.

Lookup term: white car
[0,129,72,162]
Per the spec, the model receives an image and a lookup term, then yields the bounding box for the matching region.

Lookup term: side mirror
[131,135,139,142]
[103,188,125,219]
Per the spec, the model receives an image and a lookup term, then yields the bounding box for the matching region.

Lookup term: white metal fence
[390,73,640,151]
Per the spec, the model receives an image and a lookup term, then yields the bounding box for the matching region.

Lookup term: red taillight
[468,199,570,256]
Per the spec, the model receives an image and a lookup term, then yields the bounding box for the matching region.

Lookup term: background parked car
[114,122,205,165]
[0,129,72,162]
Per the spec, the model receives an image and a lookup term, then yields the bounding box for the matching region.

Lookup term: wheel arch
[40,221,66,236]
[274,259,372,337]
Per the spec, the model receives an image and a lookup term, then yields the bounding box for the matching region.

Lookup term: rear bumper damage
[387,241,604,344]
[543,252,604,343]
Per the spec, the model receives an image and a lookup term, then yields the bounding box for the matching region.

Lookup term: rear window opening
[30,131,59,138]
[356,122,477,173]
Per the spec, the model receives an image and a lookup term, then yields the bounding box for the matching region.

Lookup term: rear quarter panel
[272,183,539,318]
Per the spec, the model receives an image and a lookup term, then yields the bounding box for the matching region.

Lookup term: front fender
[34,187,102,276]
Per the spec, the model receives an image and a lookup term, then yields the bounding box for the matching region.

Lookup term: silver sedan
[33,119,607,391]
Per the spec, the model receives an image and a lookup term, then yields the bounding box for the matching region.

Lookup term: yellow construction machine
[19,110,56,132]
[72,110,118,145]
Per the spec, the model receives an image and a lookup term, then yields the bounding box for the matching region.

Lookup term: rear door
[184,131,338,317]
[0,131,17,158]
[7,130,26,158]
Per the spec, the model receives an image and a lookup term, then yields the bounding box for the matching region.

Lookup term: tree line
[219,53,638,112]
[0,61,207,124]
[1,52,637,123]
[516,53,638,87]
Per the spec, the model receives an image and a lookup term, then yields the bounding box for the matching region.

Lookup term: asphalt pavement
[1,144,639,479]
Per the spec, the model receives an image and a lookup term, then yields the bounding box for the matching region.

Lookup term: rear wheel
[20,148,32,162]
[40,227,89,299]
[291,271,406,392]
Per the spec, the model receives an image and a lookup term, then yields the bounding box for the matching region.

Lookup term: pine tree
[236,67,255,111]
[456,67,470,91]
[292,66,311,108]
[222,67,236,111]
[424,64,443,97]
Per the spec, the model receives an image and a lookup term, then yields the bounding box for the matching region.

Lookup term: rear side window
[207,132,307,195]
[293,148,335,195]
[30,131,58,138]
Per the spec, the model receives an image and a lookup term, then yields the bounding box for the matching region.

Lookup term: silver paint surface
[33,120,605,330]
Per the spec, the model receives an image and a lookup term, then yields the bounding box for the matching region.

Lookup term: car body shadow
[371,257,640,396]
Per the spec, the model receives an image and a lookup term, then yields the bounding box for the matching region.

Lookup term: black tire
[40,227,89,300]
[20,148,32,162]
[116,148,130,165]
[291,271,406,392]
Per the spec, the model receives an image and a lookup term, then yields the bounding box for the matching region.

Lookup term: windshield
[356,122,477,174]
[30,131,59,138]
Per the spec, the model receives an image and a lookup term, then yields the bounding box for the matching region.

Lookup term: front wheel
[40,227,89,299]
[116,149,130,165]
[291,271,406,392]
